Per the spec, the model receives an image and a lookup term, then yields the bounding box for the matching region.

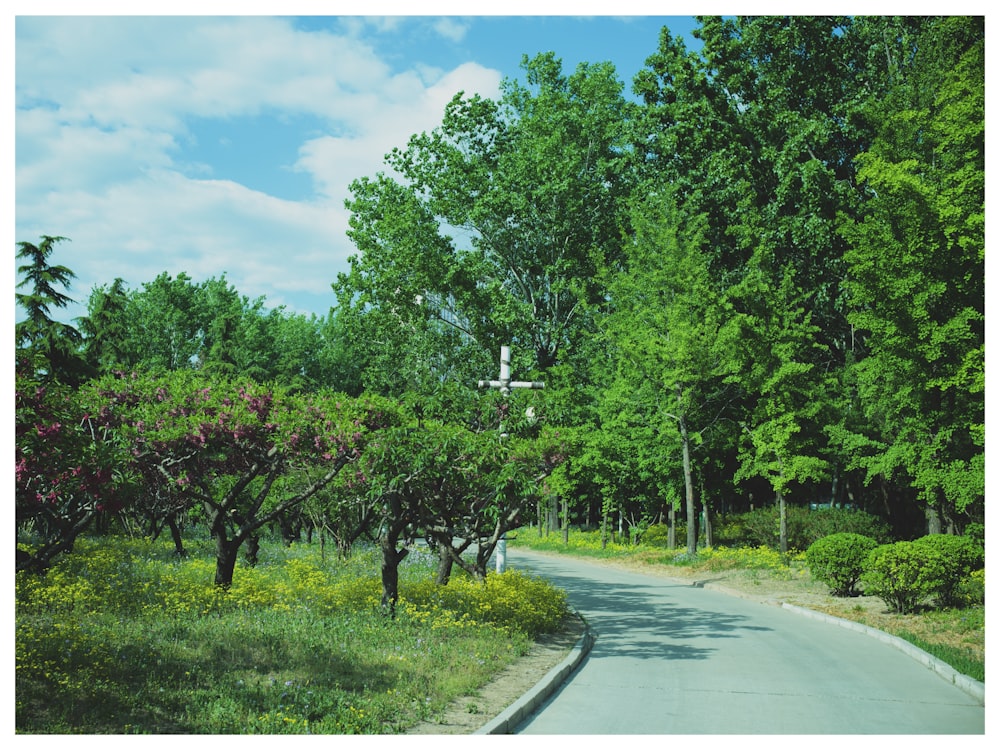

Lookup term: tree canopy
[16,17,985,576]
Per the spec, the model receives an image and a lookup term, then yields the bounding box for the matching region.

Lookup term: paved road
[509,550,985,735]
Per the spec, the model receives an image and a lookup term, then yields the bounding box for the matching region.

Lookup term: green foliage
[735,505,889,551]
[806,533,879,596]
[801,508,893,544]
[956,568,985,608]
[912,533,984,608]
[15,235,90,385]
[639,523,673,548]
[860,541,942,614]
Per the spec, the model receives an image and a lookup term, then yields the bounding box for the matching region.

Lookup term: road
[509,550,985,734]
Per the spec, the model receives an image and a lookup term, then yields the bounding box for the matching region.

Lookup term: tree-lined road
[511,551,984,734]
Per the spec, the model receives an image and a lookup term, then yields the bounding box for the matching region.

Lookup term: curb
[475,611,595,735]
[779,602,986,705]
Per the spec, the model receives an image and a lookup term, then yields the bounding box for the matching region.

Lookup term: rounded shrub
[805,533,879,596]
[860,541,942,614]
[911,533,984,608]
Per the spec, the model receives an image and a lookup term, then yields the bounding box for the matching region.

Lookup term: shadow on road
[522,562,772,662]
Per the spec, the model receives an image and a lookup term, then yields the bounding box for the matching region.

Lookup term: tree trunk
[244,534,260,567]
[668,504,676,550]
[435,543,454,585]
[380,540,409,618]
[777,488,788,555]
[925,503,943,535]
[703,484,713,548]
[168,514,186,557]
[562,496,569,544]
[214,536,240,587]
[679,413,697,556]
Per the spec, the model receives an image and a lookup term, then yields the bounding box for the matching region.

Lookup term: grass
[511,527,985,684]
[15,535,569,734]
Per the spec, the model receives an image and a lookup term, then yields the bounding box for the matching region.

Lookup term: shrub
[860,541,943,614]
[956,568,985,607]
[911,534,984,608]
[805,533,879,596]
[734,505,891,551]
[803,508,892,544]
[640,523,673,548]
[738,505,812,550]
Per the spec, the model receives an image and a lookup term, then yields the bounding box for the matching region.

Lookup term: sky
[11,4,709,328]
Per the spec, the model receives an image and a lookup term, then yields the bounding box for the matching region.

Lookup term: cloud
[14,16,502,322]
[432,17,471,43]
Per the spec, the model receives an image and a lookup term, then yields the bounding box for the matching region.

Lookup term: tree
[84,370,401,586]
[15,235,90,385]
[838,16,985,533]
[722,265,833,554]
[338,407,565,613]
[15,366,129,572]
[79,278,131,375]
[602,190,733,555]
[339,52,634,385]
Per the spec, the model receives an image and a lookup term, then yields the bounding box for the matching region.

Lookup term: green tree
[838,16,984,533]
[79,278,131,375]
[15,236,90,385]
[602,190,733,555]
[723,265,833,554]
[340,52,634,388]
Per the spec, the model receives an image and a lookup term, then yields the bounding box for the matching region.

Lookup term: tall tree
[15,236,89,385]
[79,278,130,375]
[603,190,733,555]
[340,52,634,389]
[838,16,985,533]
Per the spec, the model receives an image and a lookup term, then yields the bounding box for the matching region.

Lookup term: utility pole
[477,345,544,572]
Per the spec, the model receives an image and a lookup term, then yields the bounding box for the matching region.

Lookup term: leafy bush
[803,508,892,544]
[860,541,943,614]
[732,505,890,551]
[956,568,985,607]
[639,523,673,548]
[911,533,984,608]
[737,505,812,550]
[806,533,879,596]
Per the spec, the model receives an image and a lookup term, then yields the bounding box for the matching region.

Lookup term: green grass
[15,535,569,734]
[895,629,985,683]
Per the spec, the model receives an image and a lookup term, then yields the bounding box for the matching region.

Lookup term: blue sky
[12,5,705,326]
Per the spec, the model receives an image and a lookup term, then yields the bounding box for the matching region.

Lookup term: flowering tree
[84,370,400,586]
[15,362,129,573]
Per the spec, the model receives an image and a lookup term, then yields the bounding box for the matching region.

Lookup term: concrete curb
[779,602,986,705]
[475,611,595,735]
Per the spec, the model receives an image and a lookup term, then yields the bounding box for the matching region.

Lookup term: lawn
[15,535,568,734]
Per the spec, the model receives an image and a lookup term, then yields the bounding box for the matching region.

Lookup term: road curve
[508,550,985,735]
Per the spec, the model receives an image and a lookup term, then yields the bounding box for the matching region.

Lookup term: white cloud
[433,17,471,43]
[14,16,503,322]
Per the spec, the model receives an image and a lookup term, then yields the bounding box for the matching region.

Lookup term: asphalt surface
[500,550,985,735]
